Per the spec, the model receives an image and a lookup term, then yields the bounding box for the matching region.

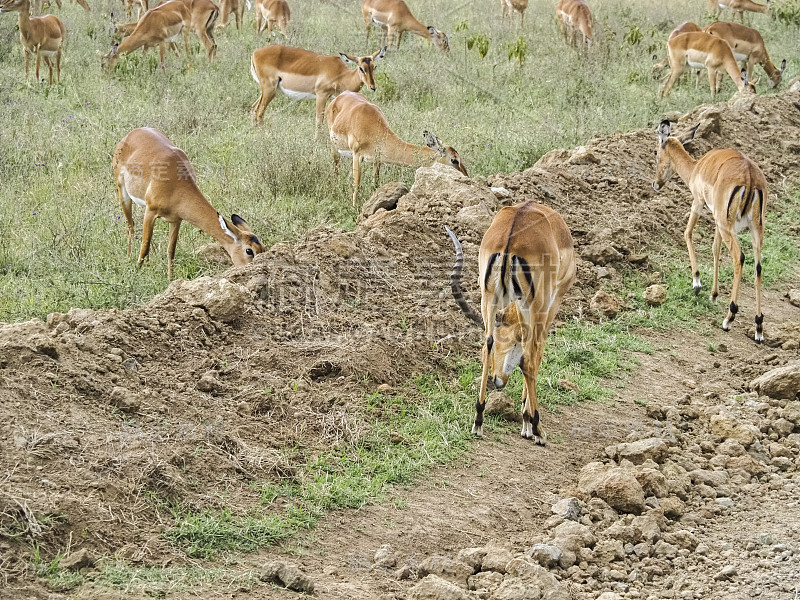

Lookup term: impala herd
[0,0,788,440]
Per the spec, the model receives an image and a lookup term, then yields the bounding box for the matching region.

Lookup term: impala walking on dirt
[446,202,577,442]
[326,91,467,206]
[112,128,265,279]
[652,120,767,342]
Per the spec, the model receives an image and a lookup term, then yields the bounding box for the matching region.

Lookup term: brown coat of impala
[102,0,191,70]
[447,202,577,442]
[0,0,65,84]
[250,45,386,136]
[660,31,755,97]
[556,0,593,50]
[326,91,467,206]
[501,0,528,24]
[704,21,785,87]
[652,21,702,79]
[361,0,449,51]
[176,0,218,61]
[112,128,265,279]
[255,0,289,35]
[710,0,769,22]
[652,121,767,343]
[217,0,244,29]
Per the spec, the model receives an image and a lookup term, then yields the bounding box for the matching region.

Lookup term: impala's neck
[17,2,31,26]
[179,186,237,248]
[666,138,697,184]
[404,16,430,37]
[722,54,745,90]
[763,58,781,84]
[380,136,437,167]
[342,67,365,93]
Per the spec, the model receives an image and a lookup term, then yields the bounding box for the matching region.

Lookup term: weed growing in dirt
[95,562,258,594]
[32,547,84,592]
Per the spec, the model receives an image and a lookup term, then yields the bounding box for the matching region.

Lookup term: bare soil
[1,89,799,599]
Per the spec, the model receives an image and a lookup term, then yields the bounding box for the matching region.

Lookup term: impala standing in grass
[361,0,449,51]
[446,202,576,442]
[250,45,386,137]
[652,121,767,342]
[0,0,65,84]
[710,0,769,22]
[255,0,289,36]
[112,128,265,279]
[704,21,786,87]
[556,0,593,51]
[501,0,528,25]
[326,91,467,206]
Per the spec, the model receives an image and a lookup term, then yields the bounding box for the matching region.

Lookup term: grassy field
[0,0,798,321]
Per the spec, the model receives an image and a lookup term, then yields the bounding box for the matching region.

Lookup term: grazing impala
[39,0,89,12]
[326,91,467,206]
[710,0,769,22]
[112,128,265,279]
[556,0,592,50]
[0,0,65,84]
[175,0,218,61]
[652,21,702,79]
[653,121,766,342]
[704,21,786,87]
[217,0,244,29]
[659,31,756,97]
[102,0,190,70]
[250,45,386,136]
[501,0,528,24]
[120,0,147,20]
[362,0,449,51]
[255,0,289,35]
[446,202,576,441]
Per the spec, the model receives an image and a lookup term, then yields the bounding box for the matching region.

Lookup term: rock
[527,544,563,569]
[59,548,94,571]
[643,285,667,307]
[664,530,698,550]
[590,290,621,318]
[110,386,140,413]
[597,594,623,600]
[782,404,800,426]
[653,540,678,559]
[710,411,760,447]
[551,497,582,521]
[717,439,746,456]
[490,577,540,600]
[552,520,597,552]
[634,468,668,498]
[410,575,470,600]
[713,565,737,581]
[602,521,640,544]
[362,182,408,217]
[158,277,252,322]
[197,371,225,395]
[789,289,800,307]
[455,202,495,231]
[750,365,800,400]
[481,547,515,573]
[659,496,685,519]
[614,438,669,465]
[773,418,796,437]
[418,556,473,587]
[277,563,315,593]
[328,234,358,258]
[506,560,569,600]
[456,548,486,573]
[583,243,623,266]
[468,571,504,592]
[485,391,521,422]
[578,463,646,514]
[593,539,625,565]
[396,564,414,580]
[631,514,662,543]
[374,544,398,569]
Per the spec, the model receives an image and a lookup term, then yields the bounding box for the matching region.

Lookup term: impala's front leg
[138,207,158,268]
[351,152,362,207]
[721,229,744,333]
[314,94,328,140]
[683,209,702,293]
[167,220,182,280]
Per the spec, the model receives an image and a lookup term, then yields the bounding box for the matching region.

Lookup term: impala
[0,0,65,84]
[250,45,386,135]
[659,31,756,97]
[501,0,528,24]
[112,128,265,279]
[652,21,702,79]
[653,121,766,342]
[119,0,147,20]
[255,0,289,35]
[556,0,592,50]
[326,91,467,206]
[362,0,449,51]
[704,21,786,87]
[175,0,218,61]
[217,0,244,29]
[38,0,89,12]
[710,0,769,22]
[446,202,576,441]
[102,0,190,70]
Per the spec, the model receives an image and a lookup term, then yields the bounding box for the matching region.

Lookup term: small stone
[417,556,473,587]
[713,565,737,581]
[643,285,667,307]
[409,574,470,600]
[59,548,94,571]
[110,386,140,413]
[527,544,563,568]
[374,544,397,569]
[788,289,800,307]
[751,365,800,400]
[716,497,734,507]
[197,372,225,395]
[277,563,314,593]
[485,391,520,422]
[481,547,515,573]
[552,497,582,521]
[590,290,621,318]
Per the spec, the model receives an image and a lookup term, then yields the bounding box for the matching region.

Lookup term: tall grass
[1,0,798,321]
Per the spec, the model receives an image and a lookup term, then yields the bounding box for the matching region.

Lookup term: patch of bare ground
[1,89,799,599]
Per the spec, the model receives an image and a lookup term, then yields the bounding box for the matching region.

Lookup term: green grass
[1,0,798,321]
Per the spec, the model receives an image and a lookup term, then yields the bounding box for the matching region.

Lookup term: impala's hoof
[471,424,483,437]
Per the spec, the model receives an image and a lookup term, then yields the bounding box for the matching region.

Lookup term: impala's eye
[245,248,255,257]
[653,150,657,156]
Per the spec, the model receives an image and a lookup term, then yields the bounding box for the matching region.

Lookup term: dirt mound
[2,89,800,592]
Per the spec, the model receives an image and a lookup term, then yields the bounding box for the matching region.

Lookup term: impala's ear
[680,123,700,146]
[427,25,437,35]
[741,68,749,85]
[339,53,356,65]
[750,75,760,86]
[780,58,787,73]
[423,130,445,155]
[652,54,658,61]
[218,213,238,242]
[374,45,387,60]
[230,213,247,228]
[657,119,671,145]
